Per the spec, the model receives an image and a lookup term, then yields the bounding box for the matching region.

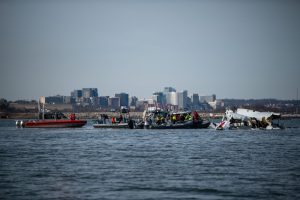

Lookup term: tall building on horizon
[192,93,200,105]
[153,92,165,105]
[71,90,82,99]
[178,90,188,110]
[115,93,129,107]
[99,96,109,108]
[82,88,98,98]
[162,87,177,106]
[164,87,176,93]
[166,91,178,105]
[108,97,120,109]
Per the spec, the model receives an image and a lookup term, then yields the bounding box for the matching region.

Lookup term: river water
[0,119,300,199]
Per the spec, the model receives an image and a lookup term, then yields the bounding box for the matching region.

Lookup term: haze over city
[1,0,300,100]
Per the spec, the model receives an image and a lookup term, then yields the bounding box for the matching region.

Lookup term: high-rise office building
[166,91,178,105]
[82,88,98,98]
[99,96,109,108]
[192,93,200,105]
[115,93,129,107]
[178,90,188,109]
[71,90,82,98]
[152,92,165,105]
[108,97,120,109]
[164,87,176,93]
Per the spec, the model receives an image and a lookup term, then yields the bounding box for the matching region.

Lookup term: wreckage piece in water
[216,108,283,130]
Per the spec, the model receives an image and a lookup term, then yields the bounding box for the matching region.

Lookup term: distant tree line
[222,99,300,113]
[0,98,9,111]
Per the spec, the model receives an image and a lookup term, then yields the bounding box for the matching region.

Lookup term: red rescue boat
[17,113,87,128]
[16,97,87,128]
[22,119,87,128]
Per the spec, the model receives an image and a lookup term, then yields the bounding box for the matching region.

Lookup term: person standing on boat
[119,114,123,123]
[70,113,76,120]
[193,111,199,121]
[112,117,116,124]
[171,114,176,124]
[192,111,200,128]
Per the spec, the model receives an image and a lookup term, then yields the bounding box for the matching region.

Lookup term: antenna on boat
[38,99,40,119]
[39,96,45,120]
[297,88,299,114]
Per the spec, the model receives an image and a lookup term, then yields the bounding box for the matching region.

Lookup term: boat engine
[16,120,23,127]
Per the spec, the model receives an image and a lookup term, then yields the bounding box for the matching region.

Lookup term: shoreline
[2,112,300,120]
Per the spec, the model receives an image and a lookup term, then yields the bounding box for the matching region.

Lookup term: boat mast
[43,103,45,120]
[297,88,299,114]
[39,96,45,120]
[38,100,40,120]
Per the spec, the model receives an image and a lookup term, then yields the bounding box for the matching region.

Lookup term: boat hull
[144,120,211,129]
[23,120,87,128]
[93,123,129,129]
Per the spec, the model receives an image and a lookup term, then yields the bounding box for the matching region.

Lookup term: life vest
[70,113,75,120]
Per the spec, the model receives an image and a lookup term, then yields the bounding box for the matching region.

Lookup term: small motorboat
[93,122,129,129]
[137,107,210,129]
[16,113,87,128]
[92,108,135,129]
[16,98,86,128]
[143,120,210,129]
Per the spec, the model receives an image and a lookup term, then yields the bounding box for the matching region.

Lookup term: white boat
[93,122,129,129]
[92,109,135,129]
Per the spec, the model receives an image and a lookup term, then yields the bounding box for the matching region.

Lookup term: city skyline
[1,0,300,100]
[23,87,220,112]
[4,85,298,103]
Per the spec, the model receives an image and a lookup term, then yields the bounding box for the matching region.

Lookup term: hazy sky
[1,0,300,100]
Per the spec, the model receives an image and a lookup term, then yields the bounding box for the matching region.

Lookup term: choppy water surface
[0,120,300,200]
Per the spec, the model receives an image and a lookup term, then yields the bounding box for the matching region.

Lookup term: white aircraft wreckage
[216,108,283,130]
